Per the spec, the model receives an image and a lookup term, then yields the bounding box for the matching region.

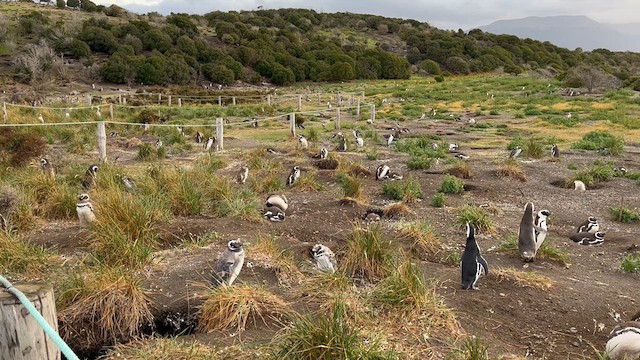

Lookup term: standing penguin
[286,166,301,187]
[576,216,599,233]
[353,130,364,148]
[311,244,337,273]
[40,158,55,180]
[605,316,640,360]
[552,144,560,158]
[204,136,217,152]
[236,166,249,184]
[320,148,328,160]
[534,210,550,251]
[337,134,347,152]
[76,193,96,227]
[211,240,245,287]
[461,222,489,290]
[82,165,98,191]
[195,131,204,143]
[386,133,394,147]
[509,146,522,159]
[298,135,308,149]
[518,202,538,262]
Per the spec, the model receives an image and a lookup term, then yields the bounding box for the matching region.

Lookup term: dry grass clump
[315,159,339,170]
[99,338,219,360]
[249,174,284,194]
[0,231,58,277]
[197,284,293,334]
[337,172,366,201]
[383,202,416,219]
[297,271,354,301]
[294,172,324,192]
[492,267,555,290]
[337,157,371,177]
[495,159,527,182]
[58,266,153,354]
[447,161,472,179]
[0,185,19,215]
[21,171,77,220]
[397,220,443,260]
[456,205,496,234]
[0,128,47,167]
[244,148,283,174]
[249,234,304,286]
[342,223,396,281]
[215,190,262,222]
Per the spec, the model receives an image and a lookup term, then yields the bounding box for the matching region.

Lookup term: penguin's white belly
[315,254,336,273]
[606,332,640,359]
[77,206,95,226]
[228,256,245,285]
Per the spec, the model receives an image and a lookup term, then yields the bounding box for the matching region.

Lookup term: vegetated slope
[2,2,640,91]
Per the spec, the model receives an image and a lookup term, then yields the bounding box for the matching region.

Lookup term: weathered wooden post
[86,95,92,106]
[97,121,107,162]
[0,283,60,360]
[158,93,161,103]
[337,92,341,106]
[267,94,271,106]
[232,96,236,106]
[109,104,113,120]
[289,113,296,137]
[218,96,222,106]
[317,93,321,105]
[297,95,302,112]
[336,108,341,130]
[361,91,365,99]
[370,104,375,123]
[348,95,352,107]
[168,95,172,106]
[2,102,6,123]
[122,97,127,105]
[216,117,224,150]
[118,94,122,104]
[178,98,182,107]
[356,98,361,116]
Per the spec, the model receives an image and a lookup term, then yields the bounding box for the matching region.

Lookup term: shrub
[621,254,640,273]
[407,156,434,170]
[439,175,464,194]
[382,177,423,202]
[431,192,446,207]
[0,128,47,167]
[495,160,527,182]
[398,220,442,259]
[609,206,640,223]
[524,137,544,159]
[566,164,614,188]
[573,131,624,156]
[447,161,471,179]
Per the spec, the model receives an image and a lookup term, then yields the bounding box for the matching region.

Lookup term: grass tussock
[383,202,415,219]
[566,164,614,188]
[216,191,262,222]
[294,173,324,192]
[0,231,58,277]
[398,220,443,260]
[99,338,219,360]
[21,172,77,220]
[250,174,285,194]
[573,131,624,156]
[407,155,434,170]
[337,172,366,201]
[495,159,527,182]
[431,192,446,207]
[297,271,354,301]
[58,266,153,354]
[342,223,396,281]
[492,267,554,290]
[621,253,640,273]
[447,337,491,360]
[198,284,292,334]
[497,234,571,265]
[336,157,371,177]
[245,149,283,174]
[249,234,304,286]
[609,206,640,223]
[274,298,395,360]
[447,161,471,179]
[456,206,495,234]
[523,137,545,159]
[382,176,423,203]
[439,175,465,194]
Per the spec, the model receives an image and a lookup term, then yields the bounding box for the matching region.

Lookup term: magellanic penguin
[263,206,286,222]
[312,148,328,160]
[552,144,560,158]
[576,216,599,233]
[311,244,337,273]
[605,317,640,360]
[375,164,403,181]
[509,146,522,159]
[337,134,347,152]
[266,194,288,212]
[461,222,489,290]
[40,158,55,180]
[204,137,217,152]
[76,193,96,227]
[518,202,538,262]
[211,240,245,287]
[121,175,136,192]
[534,210,550,251]
[449,143,459,152]
[236,166,249,184]
[570,231,605,246]
[286,166,301,187]
[298,135,308,149]
[195,131,204,143]
[82,164,98,191]
[574,180,586,191]
[353,130,364,148]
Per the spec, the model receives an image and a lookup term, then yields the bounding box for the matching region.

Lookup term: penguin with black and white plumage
[574,180,586,191]
[386,132,394,147]
[236,166,249,184]
[121,175,136,192]
[518,202,538,262]
[376,164,403,181]
[510,146,522,159]
[605,314,640,360]
[455,153,470,160]
[298,135,308,149]
[311,244,337,273]
[614,166,628,175]
[195,131,204,143]
[576,216,599,233]
[82,164,98,191]
[40,158,55,180]
[461,222,489,290]
[263,206,286,222]
[204,136,217,152]
[353,130,364,148]
[252,118,258,128]
[286,166,301,187]
[266,194,288,212]
[534,210,550,251]
[155,139,163,150]
[570,231,605,246]
[313,148,328,160]
[552,144,560,158]
[211,240,245,287]
[449,143,459,152]
[76,193,96,227]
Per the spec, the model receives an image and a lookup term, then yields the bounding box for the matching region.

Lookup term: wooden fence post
[297,95,302,112]
[86,95,92,106]
[216,118,224,151]
[317,93,321,105]
[232,97,236,106]
[336,108,341,130]
[158,94,161,103]
[122,97,127,105]
[218,96,222,106]
[168,95,172,106]
[109,104,113,120]
[118,94,122,104]
[97,121,107,162]
[356,98,361,116]
[267,94,271,106]
[370,104,375,123]
[0,283,60,360]
[289,113,296,137]
[337,92,341,106]
[178,98,182,107]
[2,102,6,123]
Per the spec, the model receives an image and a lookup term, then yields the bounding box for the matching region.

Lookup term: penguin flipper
[477,256,489,275]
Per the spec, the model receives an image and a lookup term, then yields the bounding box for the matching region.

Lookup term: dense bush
[0,128,47,167]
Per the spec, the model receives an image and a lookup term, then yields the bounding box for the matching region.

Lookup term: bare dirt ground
[29,114,640,359]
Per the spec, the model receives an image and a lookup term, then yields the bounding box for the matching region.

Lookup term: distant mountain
[478,16,640,52]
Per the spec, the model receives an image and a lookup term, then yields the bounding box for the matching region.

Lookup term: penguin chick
[211,240,245,287]
[461,222,488,290]
[76,193,96,227]
[311,244,337,273]
[298,135,308,149]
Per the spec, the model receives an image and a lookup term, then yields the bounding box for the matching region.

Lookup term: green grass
[337,172,365,200]
[431,192,446,207]
[609,206,640,223]
[439,175,465,194]
[573,131,625,156]
[497,234,571,265]
[621,253,640,273]
[407,155,434,170]
[447,337,491,360]
[381,176,423,202]
[456,206,495,234]
[343,223,396,281]
[0,231,58,277]
[567,164,614,188]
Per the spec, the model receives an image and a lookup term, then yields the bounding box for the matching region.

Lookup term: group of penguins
[464,201,636,359]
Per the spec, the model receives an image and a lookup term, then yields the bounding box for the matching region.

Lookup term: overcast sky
[91,0,640,30]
